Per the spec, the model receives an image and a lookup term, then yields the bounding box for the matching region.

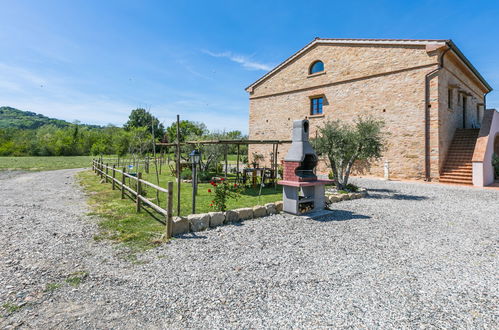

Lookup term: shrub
[493,153,499,178]
[251,152,264,168]
[180,168,192,180]
[198,171,213,182]
[345,183,359,192]
[207,178,241,211]
[313,117,385,190]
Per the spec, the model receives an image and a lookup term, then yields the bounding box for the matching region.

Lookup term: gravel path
[1,170,498,328]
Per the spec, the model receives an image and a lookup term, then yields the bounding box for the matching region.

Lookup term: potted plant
[251,152,264,168]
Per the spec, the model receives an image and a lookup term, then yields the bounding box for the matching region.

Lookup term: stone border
[172,188,368,236]
[325,188,368,203]
[172,201,283,235]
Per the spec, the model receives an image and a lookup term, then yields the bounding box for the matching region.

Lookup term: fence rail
[92,159,174,238]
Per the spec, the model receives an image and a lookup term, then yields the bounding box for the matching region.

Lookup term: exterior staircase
[440,129,480,185]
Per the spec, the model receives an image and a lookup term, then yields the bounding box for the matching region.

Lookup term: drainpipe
[424,45,451,181]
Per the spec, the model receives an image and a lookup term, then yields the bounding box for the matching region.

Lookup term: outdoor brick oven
[278,120,333,215]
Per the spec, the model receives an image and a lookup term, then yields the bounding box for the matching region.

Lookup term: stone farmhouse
[246,38,499,186]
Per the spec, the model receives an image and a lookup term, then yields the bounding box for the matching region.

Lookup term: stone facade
[247,39,491,181]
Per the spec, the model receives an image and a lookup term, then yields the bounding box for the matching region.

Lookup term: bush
[493,153,499,178]
[180,168,192,180]
[207,178,242,211]
[313,117,385,190]
[198,171,213,182]
[345,183,359,192]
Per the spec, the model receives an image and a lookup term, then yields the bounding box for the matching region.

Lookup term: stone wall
[248,43,489,181]
[249,44,441,180]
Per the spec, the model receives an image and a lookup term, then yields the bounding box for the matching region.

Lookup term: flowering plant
[208,178,242,211]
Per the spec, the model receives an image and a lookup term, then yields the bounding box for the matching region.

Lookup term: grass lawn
[0,154,245,171]
[0,156,96,171]
[77,168,283,250]
[77,170,166,251]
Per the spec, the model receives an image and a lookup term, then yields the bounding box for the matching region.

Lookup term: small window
[309,61,324,74]
[310,97,323,115]
[448,88,453,109]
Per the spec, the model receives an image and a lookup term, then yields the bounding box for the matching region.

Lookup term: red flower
[213,183,217,187]
[210,180,214,185]
[220,177,225,181]
[211,200,214,203]
[210,203,213,206]
[208,189,212,193]
[234,184,237,187]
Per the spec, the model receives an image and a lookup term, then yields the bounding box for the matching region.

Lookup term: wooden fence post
[146,156,149,174]
[166,181,173,238]
[236,145,240,182]
[121,167,126,199]
[100,161,103,179]
[136,172,142,212]
[112,165,116,190]
[224,145,228,178]
[105,163,109,183]
[176,114,181,216]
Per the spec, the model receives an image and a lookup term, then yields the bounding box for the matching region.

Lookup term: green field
[0,154,244,171]
[77,169,282,250]
[0,156,96,171]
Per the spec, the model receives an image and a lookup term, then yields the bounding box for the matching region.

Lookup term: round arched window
[309,60,324,74]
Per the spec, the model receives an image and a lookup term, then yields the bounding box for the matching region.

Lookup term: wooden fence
[92,159,174,238]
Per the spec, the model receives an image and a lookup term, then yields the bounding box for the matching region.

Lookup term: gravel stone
[0,171,498,328]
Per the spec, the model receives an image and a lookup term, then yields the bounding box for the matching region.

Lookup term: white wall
[473,109,499,186]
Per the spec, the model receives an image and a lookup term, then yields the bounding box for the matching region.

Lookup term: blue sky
[1,0,498,133]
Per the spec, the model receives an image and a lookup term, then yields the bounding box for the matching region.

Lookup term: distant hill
[0,106,100,129]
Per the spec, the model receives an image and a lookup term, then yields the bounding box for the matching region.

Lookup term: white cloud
[203,50,272,71]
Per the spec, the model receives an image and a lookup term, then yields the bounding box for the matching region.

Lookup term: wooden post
[224,144,228,179]
[159,148,163,175]
[121,167,125,199]
[112,165,116,190]
[236,144,240,182]
[99,161,103,179]
[136,172,142,212]
[166,181,174,239]
[274,144,279,188]
[105,163,109,183]
[146,156,149,174]
[176,115,181,216]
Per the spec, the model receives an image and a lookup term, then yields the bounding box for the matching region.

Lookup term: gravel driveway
[1,169,498,328]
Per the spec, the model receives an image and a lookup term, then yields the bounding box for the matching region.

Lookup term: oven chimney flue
[284,120,317,163]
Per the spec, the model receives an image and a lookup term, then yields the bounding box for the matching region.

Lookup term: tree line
[0,108,246,157]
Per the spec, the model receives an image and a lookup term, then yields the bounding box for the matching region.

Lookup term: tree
[192,131,227,172]
[313,117,385,190]
[165,120,206,143]
[124,108,164,139]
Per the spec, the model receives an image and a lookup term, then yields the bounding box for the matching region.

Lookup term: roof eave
[245,38,493,93]
[446,40,493,92]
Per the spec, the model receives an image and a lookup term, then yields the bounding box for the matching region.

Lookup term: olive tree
[313,117,385,190]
